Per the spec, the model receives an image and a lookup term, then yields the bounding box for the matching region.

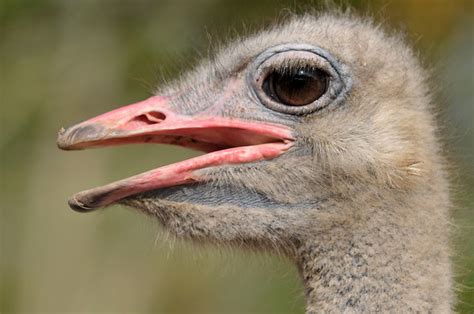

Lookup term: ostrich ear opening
[57,95,294,211]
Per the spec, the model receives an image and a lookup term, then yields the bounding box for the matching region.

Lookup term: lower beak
[57,96,294,211]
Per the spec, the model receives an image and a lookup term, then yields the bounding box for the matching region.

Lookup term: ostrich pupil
[265,67,328,106]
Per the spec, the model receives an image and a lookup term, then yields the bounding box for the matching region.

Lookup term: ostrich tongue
[57,95,294,211]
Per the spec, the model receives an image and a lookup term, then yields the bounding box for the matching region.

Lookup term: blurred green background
[1,0,473,313]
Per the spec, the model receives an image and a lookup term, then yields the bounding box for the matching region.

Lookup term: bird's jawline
[67,140,293,213]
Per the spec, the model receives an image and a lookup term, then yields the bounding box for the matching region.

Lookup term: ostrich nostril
[132,111,166,126]
[145,111,166,123]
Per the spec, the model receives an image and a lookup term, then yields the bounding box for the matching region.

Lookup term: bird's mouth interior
[57,96,294,212]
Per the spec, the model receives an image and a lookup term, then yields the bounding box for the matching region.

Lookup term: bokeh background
[1,0,473,312]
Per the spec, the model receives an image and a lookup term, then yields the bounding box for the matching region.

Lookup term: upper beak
[57,95,292,152]
[57,95,294,211]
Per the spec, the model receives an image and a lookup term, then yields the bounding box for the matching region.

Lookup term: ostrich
[57,13,453,312]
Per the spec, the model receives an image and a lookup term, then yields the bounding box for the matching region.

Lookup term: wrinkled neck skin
[296,192,453,313]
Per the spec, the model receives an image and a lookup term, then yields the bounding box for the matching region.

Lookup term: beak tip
[68,196,97,213]
[57,138,71,150]
[57,126,74,150]
[57,124,104,150]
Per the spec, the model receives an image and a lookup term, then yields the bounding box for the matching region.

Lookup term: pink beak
[58,95,294,211]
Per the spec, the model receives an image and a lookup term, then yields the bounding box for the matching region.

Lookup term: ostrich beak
[57,95,294,212]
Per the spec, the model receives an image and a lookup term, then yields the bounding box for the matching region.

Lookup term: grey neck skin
[296,200,453,313]
[125,178,452,312]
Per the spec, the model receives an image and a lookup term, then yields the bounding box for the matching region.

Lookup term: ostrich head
[58,13,451,311]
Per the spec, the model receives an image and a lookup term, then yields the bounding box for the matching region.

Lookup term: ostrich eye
[263,67,329,106]
[249,44,351,115]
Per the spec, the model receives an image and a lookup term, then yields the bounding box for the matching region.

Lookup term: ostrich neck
[297,197,453,313]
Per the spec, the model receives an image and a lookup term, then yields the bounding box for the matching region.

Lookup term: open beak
[57,95,294,212]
